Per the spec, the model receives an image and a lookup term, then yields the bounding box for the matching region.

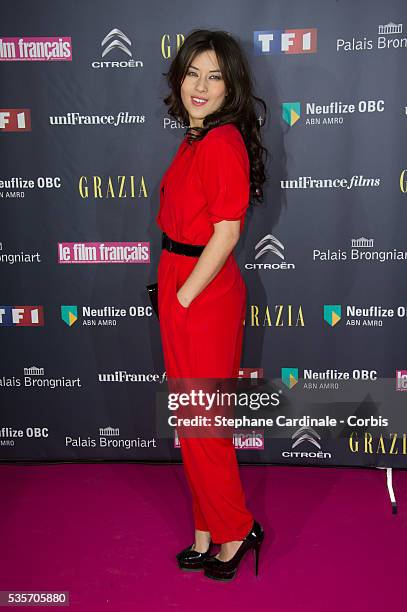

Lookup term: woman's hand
[178,220,241,304]
[176,290,192,308]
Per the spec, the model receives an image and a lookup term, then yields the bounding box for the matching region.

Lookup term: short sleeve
[196,130,250,225]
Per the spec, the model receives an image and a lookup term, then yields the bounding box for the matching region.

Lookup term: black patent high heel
[176,540,214,571]
[203,520,264,581]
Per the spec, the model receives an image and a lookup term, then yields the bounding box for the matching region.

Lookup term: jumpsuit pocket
[172,269,190,315]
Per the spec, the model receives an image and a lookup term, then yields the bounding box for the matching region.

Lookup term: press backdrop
[1,0,407,466]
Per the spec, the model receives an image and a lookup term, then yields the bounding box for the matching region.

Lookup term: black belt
[162,232,206,257]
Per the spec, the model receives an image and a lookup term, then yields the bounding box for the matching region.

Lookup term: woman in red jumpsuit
[156,29,267,582]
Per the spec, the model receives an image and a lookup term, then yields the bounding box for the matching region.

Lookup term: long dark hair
[163,29,268,205]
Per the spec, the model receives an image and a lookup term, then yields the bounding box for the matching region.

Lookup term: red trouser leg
[181,444,209,532]
[158,250,254,544]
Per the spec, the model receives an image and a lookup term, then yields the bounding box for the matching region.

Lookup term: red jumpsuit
[156,123,254,543]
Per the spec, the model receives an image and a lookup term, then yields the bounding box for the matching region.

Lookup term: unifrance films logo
[49,111,146,128]
[58,242,150,264]
[253,28,317,54]
[0,37,72,61]
[281,176,381,191]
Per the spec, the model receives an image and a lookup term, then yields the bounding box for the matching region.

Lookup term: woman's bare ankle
[215,540,244,561]
[193,529,211,553]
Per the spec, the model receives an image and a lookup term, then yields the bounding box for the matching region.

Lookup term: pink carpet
[0,463,405,611]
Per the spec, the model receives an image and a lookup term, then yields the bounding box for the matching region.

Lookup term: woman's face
[180,50,227,128]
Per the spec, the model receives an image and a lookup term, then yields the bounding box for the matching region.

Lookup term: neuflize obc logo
[61,305,78,327]
[281,368,299,389]
[324,305,342,327]
[282,102,301,127]
[281,99,385,128]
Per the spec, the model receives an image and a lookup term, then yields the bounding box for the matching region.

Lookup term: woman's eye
[187,71,222,80]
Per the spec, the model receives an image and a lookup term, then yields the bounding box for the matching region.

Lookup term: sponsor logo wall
[1,1,406,466]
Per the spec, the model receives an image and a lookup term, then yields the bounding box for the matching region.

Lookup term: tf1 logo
[0,109,31,131]
[0,306,44,326]
[254,29,317,55]
[396,370,407,391]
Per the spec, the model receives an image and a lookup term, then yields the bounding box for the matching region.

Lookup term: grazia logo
[400,169,407,194]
